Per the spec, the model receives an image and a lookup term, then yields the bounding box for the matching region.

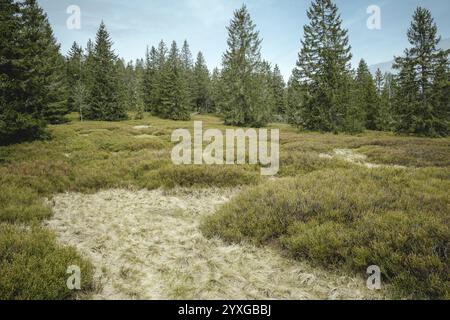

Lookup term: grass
[0,112,449,299]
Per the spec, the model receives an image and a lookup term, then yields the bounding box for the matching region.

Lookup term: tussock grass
[201,167,450,299]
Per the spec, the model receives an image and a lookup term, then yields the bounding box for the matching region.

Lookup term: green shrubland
[201,167,450,299]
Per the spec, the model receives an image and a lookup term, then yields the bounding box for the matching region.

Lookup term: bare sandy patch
[133,125,152,130]
[46,188,385,300]
[320,149,406,169]
[134,134,156,139]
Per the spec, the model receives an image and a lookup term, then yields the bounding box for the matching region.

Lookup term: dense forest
[1,0,449,146]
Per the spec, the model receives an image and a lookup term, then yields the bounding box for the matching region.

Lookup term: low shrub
[201,167,450,298]
[0,224,93,300]
[0,185,52,223]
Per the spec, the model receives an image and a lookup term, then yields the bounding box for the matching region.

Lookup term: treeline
[1,0,449,147]
[285,1,449,136]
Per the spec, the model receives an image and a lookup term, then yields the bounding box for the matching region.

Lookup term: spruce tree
[210,67,223,114]
[193,52,211,113]
[1,0,70,144]
[158,41,191,120]
[115,58,128,111]
[430,50,450,135]
[66,42,84,112]
[181,40,195,109]
[374,69,393,131]
[375,69,384,95]
[355,59,378,130]
[393,52,420,133]
[221,5,271,127]
[293,0,354,132]
[85,22,127,121]
[151,40,168,115]
[21,0,68,124]
[285,69,305,125]
[257,61,276,123]
[0,0,47,144]
[142,46,157,112]
[272,64,286,115]
[393,7,448,136]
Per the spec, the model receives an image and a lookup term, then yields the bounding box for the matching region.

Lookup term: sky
[38,0,450,81]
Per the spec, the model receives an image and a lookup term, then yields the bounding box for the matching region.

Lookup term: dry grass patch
[46,188,385,300]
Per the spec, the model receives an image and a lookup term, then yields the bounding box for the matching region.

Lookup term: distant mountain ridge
[369,38,450,75]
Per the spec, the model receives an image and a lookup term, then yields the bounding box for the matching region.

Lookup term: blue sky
[38,0,450,80]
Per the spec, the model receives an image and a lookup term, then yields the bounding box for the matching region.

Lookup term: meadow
[0,113,448,299]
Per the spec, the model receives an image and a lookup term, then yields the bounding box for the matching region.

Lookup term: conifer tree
[210,67,223,114]
[0,0,47,144]
[393,52,420,133]
[181,40,195,109]
[193,52,211,113]
[285,69,305,125]
[151,40,168,115]
[221,5,271,127]
[257,61,276,122]
[375,69,384,95]
[1,0,71,144]
[293,0,354,132]
[85,22,127,121]
[272,64,286,115]
[430,50,450,135]
[355,59,378,130]
[21,0,68,124]
[393,7,448,136]
[142,46,157,112]
[66,42,84,112]
[377,75,394,131]
[158,41,190,120]
[373,69,393,131]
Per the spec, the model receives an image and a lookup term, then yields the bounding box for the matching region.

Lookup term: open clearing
[2,114,448,299]
[46,188,384,300]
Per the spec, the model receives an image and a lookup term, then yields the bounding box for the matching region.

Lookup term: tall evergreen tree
[393,52,420,133]
[142,46,157,112]
[85,22,127,121]
[221,5,271,127]
[293,0,355,132]
[115,58,128,111]
[180,40,195,109]
[373,69,393,131]
[66,42,84,112]
[151,40,168,115]
[158,41,190,120]
[272,64,286,115]
[257,61,276,122]
[375,69,384,95]
[355,59,378,130]
[20,0,68,124]
[1,0,71,144]
[193,52,211,113]
[430,50,449,135]
[285,69,305,125]
[0,0,47,144]
[210,67,223,114]
[393,7,448,136]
